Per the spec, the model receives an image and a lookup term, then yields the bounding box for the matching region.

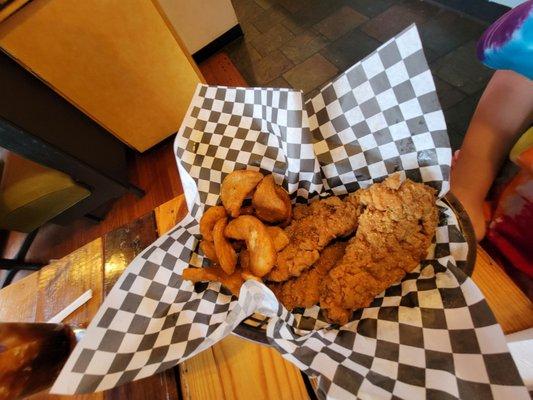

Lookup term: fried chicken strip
[320,175,438,325]
[266,195,361,282]
[268,242,347,310]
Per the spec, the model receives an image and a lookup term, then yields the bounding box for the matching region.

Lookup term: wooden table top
[1,194,532,400]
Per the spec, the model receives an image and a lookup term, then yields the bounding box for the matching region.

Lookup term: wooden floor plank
[472,245,533,334]
[103,213,180,400]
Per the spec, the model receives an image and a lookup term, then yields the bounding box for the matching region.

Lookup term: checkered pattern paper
[52,25,528,399]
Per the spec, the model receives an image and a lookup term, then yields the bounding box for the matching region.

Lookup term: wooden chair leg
[0,228,44,288]
[2,268,19,288]
[16,229,39,259]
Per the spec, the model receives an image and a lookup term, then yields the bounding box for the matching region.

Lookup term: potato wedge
[241,271,261,282]
[252,175,291,224]
[225,215,276,277]
[199,240,218,263]
[266,226,289,252]
[183,267,243,296]
[213,218,237,275]
[239,205,255,215]
[231,240,245,251]
[200,206,227,242]
[239,249,250,270]
[221,170,263,217]
[275,186,292,226]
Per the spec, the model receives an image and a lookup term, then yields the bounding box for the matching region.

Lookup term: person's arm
[451,70,533,240]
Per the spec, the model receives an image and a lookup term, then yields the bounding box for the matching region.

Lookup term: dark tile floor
[224,0,496,150]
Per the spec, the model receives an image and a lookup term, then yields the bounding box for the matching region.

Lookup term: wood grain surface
[180,336,309,400]
[0,270,38,322]
[103,213,180,400]
[27,239,105,400]
[35,239,103,325]
[103,214,159,296]
[154,196,310,400]
[472,245,533,334]
[154,195,187,235]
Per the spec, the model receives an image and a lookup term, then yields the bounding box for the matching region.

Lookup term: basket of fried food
[183,170,438,326]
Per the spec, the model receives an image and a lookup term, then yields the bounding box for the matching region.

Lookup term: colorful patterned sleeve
[476,0,533,79]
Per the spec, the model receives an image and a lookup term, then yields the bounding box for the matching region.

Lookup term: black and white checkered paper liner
[52,25,527,399]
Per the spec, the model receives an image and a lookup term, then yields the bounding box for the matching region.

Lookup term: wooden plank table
[1,194,532,399]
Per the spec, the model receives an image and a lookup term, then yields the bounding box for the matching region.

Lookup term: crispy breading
[268,242,347,310]
[266,195,362,282]
[266,226,290,252]
[320,174,438,325]
[292,204,310,221]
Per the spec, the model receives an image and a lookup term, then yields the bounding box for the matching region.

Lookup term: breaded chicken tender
[268,242,347,310]
[320,174,438,325]
[266,195,362,282]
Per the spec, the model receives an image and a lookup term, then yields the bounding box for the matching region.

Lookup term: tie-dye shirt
[477,2,533,278]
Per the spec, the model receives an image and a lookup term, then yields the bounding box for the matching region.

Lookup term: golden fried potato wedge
[252,175,291,224]
[252,175,285,223]
[231,240,245,252]
[183,267,243,296]
[225,215,276,277]
[221,170,263,217]
[239,205,255,215]
[199,206,227,242]
[199,240,218,263]
[239,249,250,270]
[275,186,292,226]
[213,218,237,275]
[266,226,290,252]
[241,271,261,282]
